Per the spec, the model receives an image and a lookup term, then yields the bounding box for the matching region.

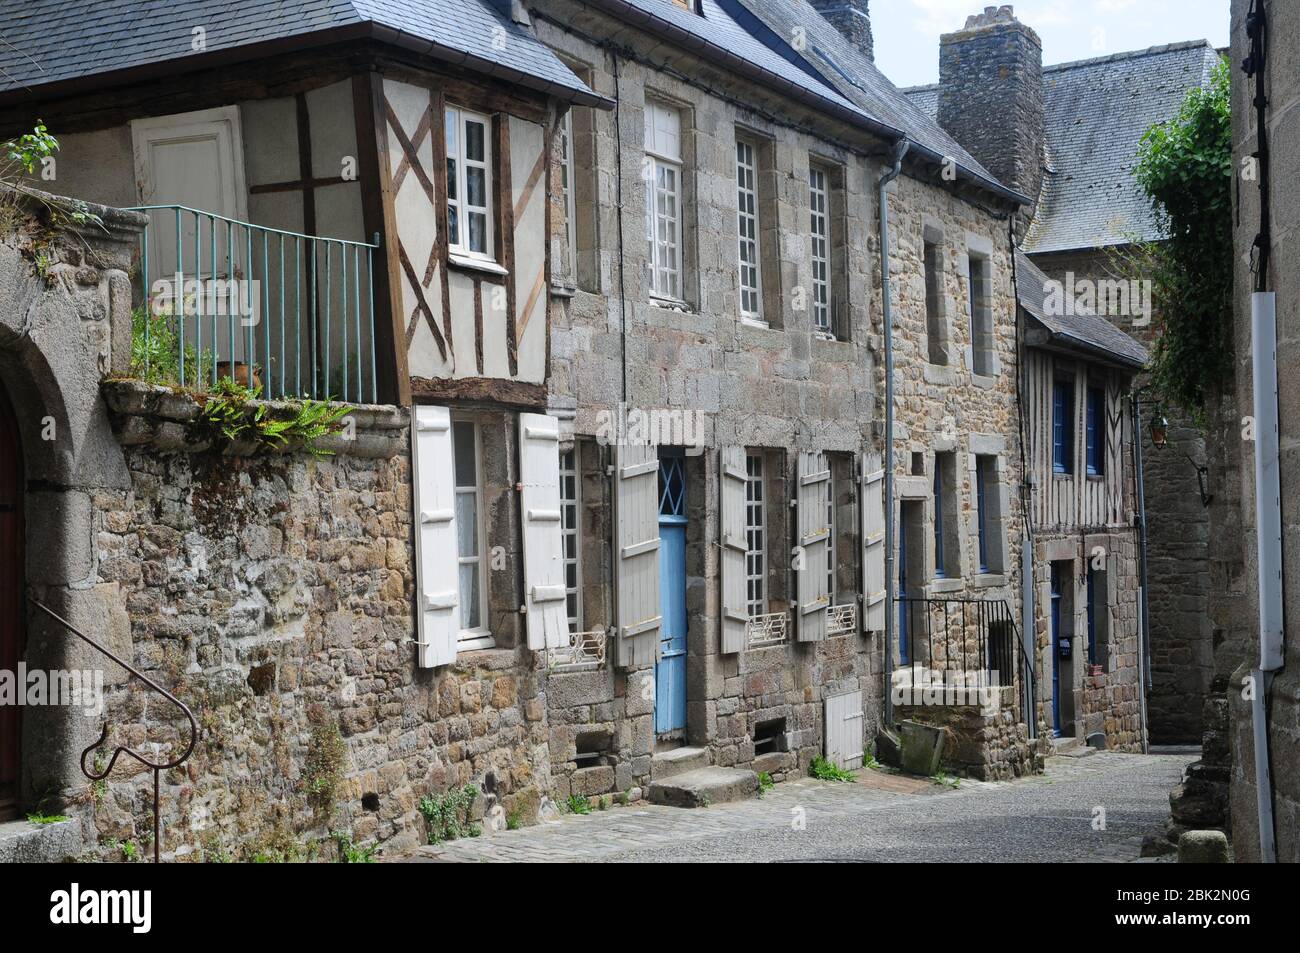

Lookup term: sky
[871,0,1231,88]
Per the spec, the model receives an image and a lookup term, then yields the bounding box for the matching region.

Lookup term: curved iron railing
[29,599,197,863]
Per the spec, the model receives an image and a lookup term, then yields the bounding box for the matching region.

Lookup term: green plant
[617,790,630,807]
[933,772,961,789]
[119,840,139,861]
[563,794,592,816]
[506,811,522,831]
[1130,58,1232,425]
[303,716,346,824]
[3,122,59,178]
[810,756,856,783]
[757,771,774,796]
[332,830,378,863]
[419,784,480,845]
[129,306,219,386]
[198,377,350,456]
[25,811,67,825]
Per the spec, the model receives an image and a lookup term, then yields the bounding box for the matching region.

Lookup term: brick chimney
[810,0,874,62]
[937,6,1044,211]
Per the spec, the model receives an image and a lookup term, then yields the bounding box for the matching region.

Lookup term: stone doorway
[0,380,24,821]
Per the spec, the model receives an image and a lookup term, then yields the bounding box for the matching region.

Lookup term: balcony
[129,205,380,403]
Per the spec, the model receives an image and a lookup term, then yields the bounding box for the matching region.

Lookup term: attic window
[669,0,700,12]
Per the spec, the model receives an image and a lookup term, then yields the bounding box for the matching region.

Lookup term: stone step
[648,767,758,808]
[0,817,83,863]
[1050,736,1094,758]
[650,745,710,781]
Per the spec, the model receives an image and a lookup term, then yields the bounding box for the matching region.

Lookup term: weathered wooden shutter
[719,446,749,654]
[411,405,459,667]
[519,413,567,650]
[797,450,831,642]
[861,451,887,633]
[825,690,865,770]
[614,442,660,668]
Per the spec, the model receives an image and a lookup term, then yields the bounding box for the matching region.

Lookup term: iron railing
[748,611,788,647]
[547,628,608,669]
[129,205,381,403]
[894,596,1036,724]
[826,602,857,636]
[29,599,197,864]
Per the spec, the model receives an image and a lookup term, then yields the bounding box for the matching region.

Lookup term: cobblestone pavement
[402,750,1194,863]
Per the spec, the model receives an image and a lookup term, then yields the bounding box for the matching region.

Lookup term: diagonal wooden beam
[384,98,436,205]
[398,243,448,362]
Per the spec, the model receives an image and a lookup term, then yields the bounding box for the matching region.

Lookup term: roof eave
[1024,313,1148,369]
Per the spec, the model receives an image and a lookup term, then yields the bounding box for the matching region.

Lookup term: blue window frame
[933,459,945,577]
[1053,379,1074,474]
[1086,386,1105,476]
[976,459,989,574]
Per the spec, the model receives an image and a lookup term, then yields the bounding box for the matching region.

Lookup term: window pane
[445,111,457,157]
[469,212,488,254]
[456,492,478,557]
[467,167,486,208]
[453,422,476,486]
[447,206,459,247]
[465,120,485,162]
[459,562,481,630]
[446,157,458,201]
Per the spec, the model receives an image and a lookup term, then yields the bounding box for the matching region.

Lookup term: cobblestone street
[405,750,1195,863]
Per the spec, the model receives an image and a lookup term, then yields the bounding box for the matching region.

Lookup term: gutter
[879,139,909,726]
[0,20,615,111]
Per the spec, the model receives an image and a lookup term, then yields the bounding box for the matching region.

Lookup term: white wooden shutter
[797,450,831,642]
[861,451,887,633]
[825,690,865,770]
[519,413,567,650]
[719,446,749,654]
[411,405,459,667]
[614,442,660,668]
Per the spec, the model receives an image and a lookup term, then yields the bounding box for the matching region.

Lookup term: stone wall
[896,695,1042,781]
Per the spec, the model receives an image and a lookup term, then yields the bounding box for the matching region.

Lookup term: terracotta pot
[215,362,262,390]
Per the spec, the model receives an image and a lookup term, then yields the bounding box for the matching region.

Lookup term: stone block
[899,720,946,777]
[1177,829,1229,864]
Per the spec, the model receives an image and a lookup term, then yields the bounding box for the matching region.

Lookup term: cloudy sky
[871,0,1231,88]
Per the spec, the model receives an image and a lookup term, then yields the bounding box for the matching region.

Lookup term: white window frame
[645,100,684,302]
[809,164,832,335]
[736,137,764,325]
[745,452,766,619]
[559,108,578,278]
[446,106,495,262]
[560,445,583,634]
[452,420,491,646]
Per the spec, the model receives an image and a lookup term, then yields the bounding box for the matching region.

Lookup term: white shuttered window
[519,414,568,650]
[644,101,683,300]
[412,406,460,668]
[745,453,766,618]
[736,139,763,322]
[446,107,493,260]
[452,421,489,641]
[810,165,831,333]
[560,447,582,633]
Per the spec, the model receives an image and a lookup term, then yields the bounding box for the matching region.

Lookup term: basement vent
[575,730,613,767]
[362,793,380,812]
[753,718,789,757]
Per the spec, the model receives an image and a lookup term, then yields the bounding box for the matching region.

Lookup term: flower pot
[215,362,262,390]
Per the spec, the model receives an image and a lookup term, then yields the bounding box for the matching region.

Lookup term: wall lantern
[1150,412,1212,507]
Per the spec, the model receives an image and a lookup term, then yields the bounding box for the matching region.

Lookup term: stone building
[1224,0,1298,864]
[904,8,1223,747]
[0,0,1055,862]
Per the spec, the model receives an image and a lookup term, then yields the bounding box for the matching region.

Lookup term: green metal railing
[129,205,380,403]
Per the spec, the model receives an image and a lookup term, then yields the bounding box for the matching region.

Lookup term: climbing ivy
[1132,58,1233,426]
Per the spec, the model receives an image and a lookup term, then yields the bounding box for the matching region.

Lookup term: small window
[810,165,832,334]
[452,421,488,637]
[976,458,990,574]
[932,451,958,579]
[1086,386,1106,476]
[968,250,994,376]
[1053,378,1074,475]
[446,107,493,260]
[933,457,946,578]
[736,138,764,323]
[745,452,766,618]
[645,100,683,301]
[1086,563,1110,668]
[924,240,947,364]
[974,454,1005,575]
[560,446,582,633]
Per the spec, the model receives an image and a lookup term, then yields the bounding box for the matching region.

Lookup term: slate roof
[0,0,605,106]
[726,0,1024,203]
[1015,248,1148,368]
[904,40,1221,254]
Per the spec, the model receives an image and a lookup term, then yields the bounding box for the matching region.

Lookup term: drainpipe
[1131,388,1152,753]
[879,139,909,726]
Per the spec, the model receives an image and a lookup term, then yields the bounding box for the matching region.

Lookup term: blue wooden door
[655,453,687,735]
[1050,563,1063,736]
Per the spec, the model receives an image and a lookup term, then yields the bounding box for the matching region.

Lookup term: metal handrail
[29,599,197,863]
[127,204,380,403]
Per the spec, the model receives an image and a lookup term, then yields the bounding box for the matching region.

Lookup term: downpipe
[879,139,909,726]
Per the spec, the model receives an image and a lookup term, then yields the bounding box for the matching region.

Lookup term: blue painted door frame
[1050,563,1063,736]
[655,452,687,735]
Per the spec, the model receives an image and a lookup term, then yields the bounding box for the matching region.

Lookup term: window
[1086,562,1110,668]
[1086,386,1106,476]
[976,457,989,575]
[924,240,947,364]
[933,451,959,579]
[452,421,487,635]
[560,446,581,633]
[933,459,946,578]
[825,469,836,603]
[745,452,766,618]
[1053,379,1075,474]
[810,165,831,334]
[968,250,994,376]
[644,100,683,300]
[974,454,1005,575]
[736,138,763,323]
[446,107,493,260]
[559,108,577,278]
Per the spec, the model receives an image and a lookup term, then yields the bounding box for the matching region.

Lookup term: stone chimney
[937,6,1044,211]
[810,0,874,62]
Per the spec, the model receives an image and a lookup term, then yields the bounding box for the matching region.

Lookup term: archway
[0,379,23,821]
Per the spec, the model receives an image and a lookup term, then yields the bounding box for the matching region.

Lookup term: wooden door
[655,452,687,736]
[0,382,24,820]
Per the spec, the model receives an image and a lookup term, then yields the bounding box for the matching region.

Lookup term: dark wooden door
[0,382,23,820]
